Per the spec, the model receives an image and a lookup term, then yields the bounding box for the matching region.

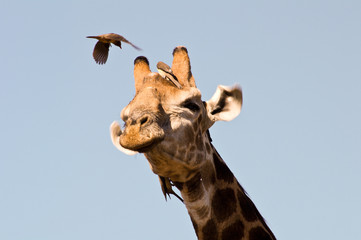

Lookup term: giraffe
[110,46,276,240]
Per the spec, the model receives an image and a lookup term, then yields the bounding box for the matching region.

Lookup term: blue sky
[0,0,360,239]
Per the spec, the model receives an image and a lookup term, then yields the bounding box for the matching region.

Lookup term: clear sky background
[0,0,360,239]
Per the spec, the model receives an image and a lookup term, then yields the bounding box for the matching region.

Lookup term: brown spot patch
[196,153,203,164]
[200,162,216,190]
[184,125,195,143]
[213,152,234,183]
[171,174,180,181]
[185,173,204,202]
[206,142,211,153]
[196,133,204,151]
[177,147,186,157]
[196,205,209,219]
[202,219,218,240]
[221,220,244,240]
[197,115,202,124]
[249,227,273,240]
[190,215,199,238]
[193,119,199,132]
[210,172,216,185]
[211,188,237,222]
[237,190,258,222]
[186,151,195,162]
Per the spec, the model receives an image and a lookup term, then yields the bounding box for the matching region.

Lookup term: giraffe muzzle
[119,114,165,152]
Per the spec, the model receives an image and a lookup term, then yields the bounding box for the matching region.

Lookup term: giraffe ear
[206,85,243,125]
[110,121,138,156]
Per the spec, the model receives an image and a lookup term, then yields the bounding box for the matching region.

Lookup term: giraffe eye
[182,101,200,112]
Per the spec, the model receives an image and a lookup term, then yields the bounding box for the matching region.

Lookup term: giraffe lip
[134,137,163,153]
[136,143,155,153]
[119,133,164,153]
[119,120,165,152]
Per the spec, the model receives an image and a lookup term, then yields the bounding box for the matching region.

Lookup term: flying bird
[87,33,141,64]
[156,61,182,89]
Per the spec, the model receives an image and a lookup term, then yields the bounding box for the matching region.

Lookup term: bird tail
[86,36,100,39]
[130,43,142,51]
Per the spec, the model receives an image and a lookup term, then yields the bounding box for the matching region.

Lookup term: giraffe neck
[174,145,276,240]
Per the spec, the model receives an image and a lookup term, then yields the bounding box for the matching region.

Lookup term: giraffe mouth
[119,123,165,153]
[134,138,163,153]
[120,136,164,153]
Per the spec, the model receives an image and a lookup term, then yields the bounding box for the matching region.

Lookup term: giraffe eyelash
[182,100,200,112]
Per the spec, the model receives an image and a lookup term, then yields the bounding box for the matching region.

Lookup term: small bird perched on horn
[156,61,182,89]
[87,33,141,64]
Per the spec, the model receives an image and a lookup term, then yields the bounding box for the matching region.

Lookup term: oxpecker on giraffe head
[110,46,242,181]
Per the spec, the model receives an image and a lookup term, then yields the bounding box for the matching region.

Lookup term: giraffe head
[111,46,242,182]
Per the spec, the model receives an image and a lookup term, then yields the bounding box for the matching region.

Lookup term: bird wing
[93,41,110,64]
[118,36,141,50]
[126,41,142,51]
[103,33,141,50]
[165,73,183,89]
[123,40,141,50]
[157,62,183,89]
[158,176,183,202]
